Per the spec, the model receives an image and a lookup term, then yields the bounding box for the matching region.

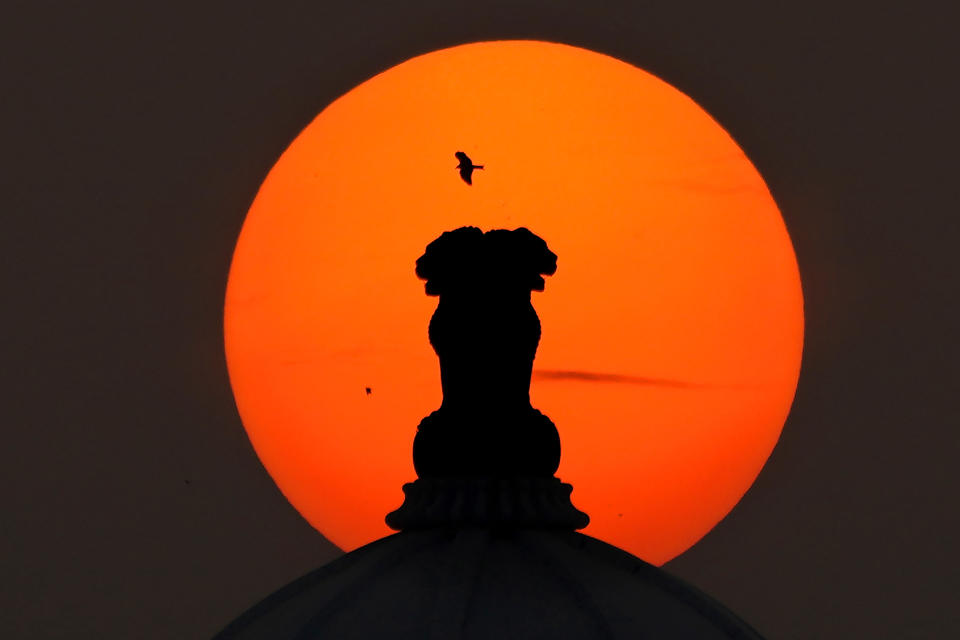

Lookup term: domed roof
[215,527,763,639]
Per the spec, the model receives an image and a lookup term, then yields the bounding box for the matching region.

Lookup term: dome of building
[216,514,763,639]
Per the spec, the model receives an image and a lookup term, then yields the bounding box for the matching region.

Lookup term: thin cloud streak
[532,369,715,389]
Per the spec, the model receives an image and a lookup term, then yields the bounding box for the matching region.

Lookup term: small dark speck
[365,387,372,396]
[184,479,191,485]
[617,513,623,517]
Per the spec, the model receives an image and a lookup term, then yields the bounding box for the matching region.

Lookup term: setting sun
[224,40,803,565]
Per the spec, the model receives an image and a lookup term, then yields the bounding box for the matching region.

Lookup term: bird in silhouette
[455,151,484,185]
[365,387,372,396]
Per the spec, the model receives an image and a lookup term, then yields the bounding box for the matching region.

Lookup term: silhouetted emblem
[411,226,560,477]
[454,151,484,185]
[386,227,589,531]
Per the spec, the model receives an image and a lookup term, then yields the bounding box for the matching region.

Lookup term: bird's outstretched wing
[455,151,470,164]
[459,167,473,185]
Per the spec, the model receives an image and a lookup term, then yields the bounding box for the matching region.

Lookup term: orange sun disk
[224,41,803,565]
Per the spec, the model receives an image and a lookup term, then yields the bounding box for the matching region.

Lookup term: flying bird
[455,151,483,185]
